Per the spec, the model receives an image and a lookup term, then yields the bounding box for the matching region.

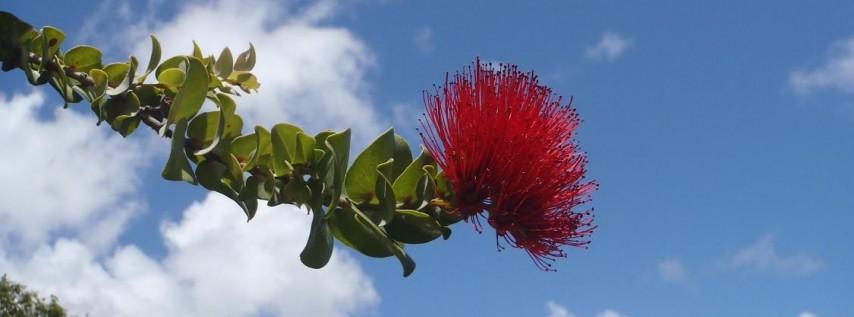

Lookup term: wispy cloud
[790,38,854,94]
[546,301,576,317]
[586,32,631,61]
[657,258,689,283]
[545,302,626,317]
[798,312,818,317]
[595,309,627,317]
[723,234,822,275]
[414,26,435,53]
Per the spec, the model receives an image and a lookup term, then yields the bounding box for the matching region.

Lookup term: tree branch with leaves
[0,10,597,277]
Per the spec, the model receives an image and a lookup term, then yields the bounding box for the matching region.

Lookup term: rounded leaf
[64,45,102,72]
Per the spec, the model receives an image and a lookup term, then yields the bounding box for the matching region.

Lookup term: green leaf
[234,43,256,71]
[196,159,256,220]
[136,35,161,83]
[103,92,141,137]
[328,202,416,277]
[157,68,185,92]
[155,55,185,78]
[345,128,395,204]
[247,126,272,172]
[192,41,203,59]
[239,74,260,92]
[392,147,435,208]
[88,69,108,101]
[64,45,102,72]
[215,47,233,77]
[435,170,455,202]
[167,56,209,124]
[313,130,336,180]
[300,179,334,269]
[222,153,246,191]
[133,84,161,105]
[161,118,198,184]
[0,11,35,69]
[106,56,138,96]
[324,129,351,212]
[241,175,274,201]
[230,133,257,167]
[187,111,220,151]
[282,176,312,207]
[270,123,303,176]
[365,158,396,225]
[47,70,82,105]
[386,209,448,244]
[392,134,413,180]
[238,175,271,215]
[213,93,242,141]
[294,132,315,165]
[31,26,64,65]
[103,63,129,87]
[434,171,463,226]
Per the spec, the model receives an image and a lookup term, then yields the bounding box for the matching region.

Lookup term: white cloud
[595,309,626,317]
[123,0,383,146]
[790,38,854,94]
[586,32,631,61]
[798,312,817,317]
[414,26,434,53]
[0,193,378,317]
[2,1,384,316]
[546,301,576,317]
[545,302,625,317]
[0,91,144,249]
[657,258,688,283]
[724,234,822,275]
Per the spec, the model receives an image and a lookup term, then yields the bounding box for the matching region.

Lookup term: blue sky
[1,1,853,316]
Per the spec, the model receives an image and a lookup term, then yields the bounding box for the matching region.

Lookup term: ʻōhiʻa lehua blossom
[419,58,597,270]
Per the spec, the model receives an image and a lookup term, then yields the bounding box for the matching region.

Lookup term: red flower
[419,58,597,270]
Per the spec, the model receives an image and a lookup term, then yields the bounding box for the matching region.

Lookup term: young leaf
[215,47,233,77]
[136,35,161,83]
[192,40,203,59]
[234,43,256,71]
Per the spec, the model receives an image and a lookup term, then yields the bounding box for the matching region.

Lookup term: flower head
[419,58,597,270]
